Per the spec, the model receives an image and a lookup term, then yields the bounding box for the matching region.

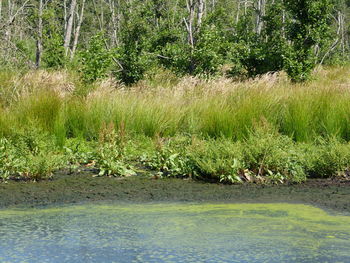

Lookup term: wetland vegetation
[1,0,350,190]
[1,68,350,185]
[1,3,350,261]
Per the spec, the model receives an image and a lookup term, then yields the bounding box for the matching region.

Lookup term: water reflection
[0,203,349,263]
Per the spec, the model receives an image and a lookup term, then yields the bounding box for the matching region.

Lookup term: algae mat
[0,203,349,263]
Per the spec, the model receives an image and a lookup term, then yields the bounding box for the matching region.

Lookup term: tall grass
[1,67,350,143]
[2,67,350,182]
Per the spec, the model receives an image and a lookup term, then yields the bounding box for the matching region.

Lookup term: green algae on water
[0,203,349,263]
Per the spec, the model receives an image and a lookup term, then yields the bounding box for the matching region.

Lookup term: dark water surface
[0,203,349,263]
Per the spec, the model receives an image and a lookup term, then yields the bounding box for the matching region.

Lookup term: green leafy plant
[304,137,350,178]
[0,138,26,181]
[241,125,307,183]
[79,33,113,83]
[94,123,135,177]
[219,159,244,184]
[141,136,192,178]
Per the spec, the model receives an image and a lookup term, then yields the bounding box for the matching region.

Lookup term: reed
[2,67,350,181]
[2,66,350,143]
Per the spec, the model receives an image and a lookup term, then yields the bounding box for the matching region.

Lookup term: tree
[64,0,77,56]
[35,0,43,68]
[284,0,334,81]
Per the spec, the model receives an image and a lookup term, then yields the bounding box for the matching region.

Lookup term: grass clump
[187,138,244,183]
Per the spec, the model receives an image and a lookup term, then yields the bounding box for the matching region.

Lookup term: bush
[242,127,307,183]
[304,137,350,178]
[79,33,113,83]
[0,131,62,181]
[141,130,307,184]
[141,136,192,178]
[187,138,244,183]
[93,123,135,177]
[0,138,26,181]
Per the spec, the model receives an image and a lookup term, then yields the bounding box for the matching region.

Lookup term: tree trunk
[64,0,67,32]
[108,0,119,47]
[184,0,195,48]
[196,0,204,33]
[0,0,3,22]
[256,0,266,35]
[5,0,12,42]
[64,0,77,56]
[236,1,240,24]
[71,0,86,59]
[35,0,43,68]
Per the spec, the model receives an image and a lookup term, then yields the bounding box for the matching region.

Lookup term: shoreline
[1,173,349,213]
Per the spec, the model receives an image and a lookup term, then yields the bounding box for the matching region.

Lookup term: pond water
[0,203,350,263]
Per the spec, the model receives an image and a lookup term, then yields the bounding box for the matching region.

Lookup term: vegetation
[1,67,350,183]
[1,1,350,184]
[0,0,348,83]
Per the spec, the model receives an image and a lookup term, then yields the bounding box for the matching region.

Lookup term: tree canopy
[0,0,346,83]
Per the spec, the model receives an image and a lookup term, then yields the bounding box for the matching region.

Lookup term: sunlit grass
[2,66,350,143]
[1,66,350,182]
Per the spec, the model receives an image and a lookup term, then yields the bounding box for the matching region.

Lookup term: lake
[0,203,349,262]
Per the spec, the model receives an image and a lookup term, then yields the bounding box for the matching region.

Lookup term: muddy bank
[0,172,350,212]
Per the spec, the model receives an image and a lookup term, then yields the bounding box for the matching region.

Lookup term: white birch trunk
[71,0,85,59]
[64,0,77,56]
[35,0,43,68]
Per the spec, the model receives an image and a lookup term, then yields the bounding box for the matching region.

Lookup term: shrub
[79,33,113,83]
[187,138,243,182]
[241,126,307,183]
[0,132,62,181]
[141,136,192,178]
[0,138,26,181]
[93,123,135,177]
[304,137,350,178]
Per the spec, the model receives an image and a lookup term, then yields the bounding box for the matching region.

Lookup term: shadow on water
[0,203,350,263]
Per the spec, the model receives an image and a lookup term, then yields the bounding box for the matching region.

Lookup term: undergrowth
[1,67,350,183]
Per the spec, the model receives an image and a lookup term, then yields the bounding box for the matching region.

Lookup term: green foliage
[0,138,25,181]
[63,138,95,170]
[79,33,113,83]
[304,137,350,178]
[161,22,229,76]
[241,126,307,183]
[142,136,192,178]
[2,67,350,183]
[141,132,308,184]
[0,0,345,82]
[192,25,227,75]
[42,7,66,69]
[0,131,62,181]
[160,42,192,75]
[230,10,262,77]
[228,0,333,81]
[114,4,155,84]
[187,138,244,183]
[283,47,315,82]
[94,123,135,177]
[284,0,334,81]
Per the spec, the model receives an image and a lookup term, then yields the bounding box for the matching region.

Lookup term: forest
[1,0,350,184]
[0,0,349,82]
